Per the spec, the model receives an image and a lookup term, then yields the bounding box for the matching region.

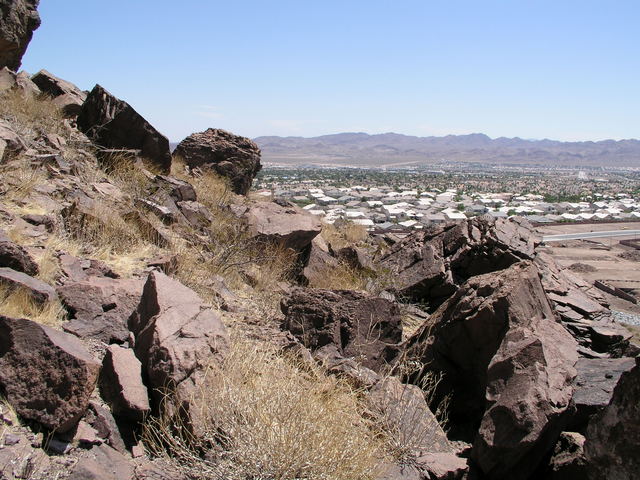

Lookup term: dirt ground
[536,222,640,315]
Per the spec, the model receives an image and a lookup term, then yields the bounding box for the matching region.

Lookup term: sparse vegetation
[143,339,386,480]
[321,221,369,250]
[0,284,65,327]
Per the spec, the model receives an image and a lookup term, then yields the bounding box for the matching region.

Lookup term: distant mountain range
[253,132,640,168]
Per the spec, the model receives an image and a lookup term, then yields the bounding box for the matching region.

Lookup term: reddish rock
[174,128,261,195]
[281,288,402,372]
[335,245,376,272]
[300,237,340,285]
[0,0,41,71]
[416,452,468,480]
[0,229,38,275]
[58,275,144,344]
[0,315,100,432]
[404,262,578,479]
[100,345,150,421]
[544,432,587,480]
[77,84,171,174]
[176,200,213,229]
[68,444,134,480]
[0,267,57,304]
[129,271,230,406]
[245,201,322,252]
[0,118,27,163]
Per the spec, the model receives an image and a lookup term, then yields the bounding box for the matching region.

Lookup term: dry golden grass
[0,284,65,327]
[144,339,386,480]
[0,89,68,143]
[307,261,369,291]
[321,221,369,250]
[171,155,235,210]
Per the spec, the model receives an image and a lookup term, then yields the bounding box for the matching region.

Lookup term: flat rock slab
[69,444,134,480]
[0,315,100,432]
[0,266,57,304]
[100,345,150,420]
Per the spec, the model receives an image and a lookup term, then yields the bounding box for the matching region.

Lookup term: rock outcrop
[244,200,322,252]
[404,262,578,479]
[0,229,38,275]
[282,288,402,372]
[0,0,41,71]
[174,128,261,195]
[31,69,87,116]
[0,315,100,432]
[378,216,537,310]
[0,266,57,304]
[77,84,172,173]
[128,271,230,409]
[0,118,27,162]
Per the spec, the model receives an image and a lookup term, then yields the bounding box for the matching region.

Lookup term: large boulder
[174,128,261,195]
[281,288,402,372]
[584,356,640,480]
[128,271,230,408]
[31,69,87,116]
[404,262,578,479]
[244,200,322,252]
[0,0,40,71]
[0,229,38,275]
[0,315,101,432]
[58,275,144,344]
[77,84,171,173]
[378,216,538,310]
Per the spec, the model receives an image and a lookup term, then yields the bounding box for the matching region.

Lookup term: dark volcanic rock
[378,216,538,310]
[31,69,87,116]
[0,315,100,432]
[0,0,41,71]
[584,356,640,480]
[174,128,261,195]
[77,84,171,173]
[281,288,402,372]
[0,229,38,275]
[404,262,578,479]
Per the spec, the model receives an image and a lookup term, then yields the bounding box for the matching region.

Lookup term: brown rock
[378,217,538,310]
[0,229,38,275]
[154,175,196,202]
[544,432,587,480]
[129,271,230,406]
[0,118,27,163]
[77,84,171,173]
[58,275,144,344]
[174,128,261,195]
[245,200,322,251]
[335,245,376,272]
[584,357,640,480]
[404,262,578,479]
[369,377,453,455]
[0,0,40,71]
[31,69,87,116]
[281,288,402,372]
[68,444,134,480]
[100,345,150,420]
[0,267,56,304]
[300,236,340,285]
[416,452,468,480]
[87,401,127,454]
[0,315,100,432]
[176,200,213,229]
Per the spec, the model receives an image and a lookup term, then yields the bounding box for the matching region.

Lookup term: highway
[542,230,640,243]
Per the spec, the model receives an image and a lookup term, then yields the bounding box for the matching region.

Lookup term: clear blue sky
[21,0,639,142]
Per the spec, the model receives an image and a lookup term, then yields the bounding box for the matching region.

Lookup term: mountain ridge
[253,132,640,168]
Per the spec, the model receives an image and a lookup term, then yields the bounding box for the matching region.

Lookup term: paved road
[542,230,640,242]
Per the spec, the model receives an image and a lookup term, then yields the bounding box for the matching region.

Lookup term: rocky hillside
[0,3,639,480]
[255,132,640,168]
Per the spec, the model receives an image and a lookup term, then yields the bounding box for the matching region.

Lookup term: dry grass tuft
[0,89,67,142]
[321,221,369,250]
[0,284,65,327]
[144,339,386,480]
[308,262,369,291]
[171,155,235,210]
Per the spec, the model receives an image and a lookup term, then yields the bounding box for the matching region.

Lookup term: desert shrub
[0,89,67,142]
[143,339,385,480]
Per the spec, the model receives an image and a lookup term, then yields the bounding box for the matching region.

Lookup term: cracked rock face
[0,0,41,71]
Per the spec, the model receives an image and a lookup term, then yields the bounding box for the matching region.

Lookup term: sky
[21,0,640,142]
